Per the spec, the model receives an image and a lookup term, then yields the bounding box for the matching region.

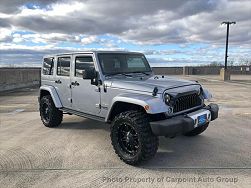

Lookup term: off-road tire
[183,123,209,136]
[110,110,158,165]
[40,95,63,127]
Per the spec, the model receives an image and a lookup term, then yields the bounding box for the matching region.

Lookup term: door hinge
[104,85,107,93]
[95,104,101,109]
[95,87,101,92]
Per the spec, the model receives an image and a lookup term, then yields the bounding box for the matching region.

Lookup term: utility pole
[221,21,236,70]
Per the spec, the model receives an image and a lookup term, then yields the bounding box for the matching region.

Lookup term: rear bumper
[150,103,219,137]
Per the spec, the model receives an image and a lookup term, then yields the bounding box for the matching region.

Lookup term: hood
[105,75,200,93]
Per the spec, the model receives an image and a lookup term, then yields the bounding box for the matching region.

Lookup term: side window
[75,56,94,77]
[43,57,54,75]
[57,57,71,76]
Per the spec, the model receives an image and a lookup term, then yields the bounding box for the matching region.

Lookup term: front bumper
[150,103,219,137]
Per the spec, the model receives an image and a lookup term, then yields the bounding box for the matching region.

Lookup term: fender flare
[39,85,63,108]
[105,93,170,121]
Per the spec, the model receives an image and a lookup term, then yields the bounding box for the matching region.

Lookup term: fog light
[208,113,211,120]
[167,107,173,114]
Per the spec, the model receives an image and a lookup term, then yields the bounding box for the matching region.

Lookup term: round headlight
[164,93,171,104]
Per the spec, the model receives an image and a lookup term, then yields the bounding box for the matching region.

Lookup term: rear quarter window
[43,57,54,75]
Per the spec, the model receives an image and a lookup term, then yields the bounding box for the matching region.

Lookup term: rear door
[71,54,101,115]
[54,56,72,108]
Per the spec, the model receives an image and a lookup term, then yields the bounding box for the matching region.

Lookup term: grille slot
[173,93,202,113]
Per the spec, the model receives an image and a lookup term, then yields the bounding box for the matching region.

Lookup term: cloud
[0,42,126,66]
[0,28,13,42]
[0,0,250,66]
[0,44,79,66]
[0,0,60,13]
[1,0,250,45]
[13,33,82,44]
[1,0,251,44]
[81,36,97,45]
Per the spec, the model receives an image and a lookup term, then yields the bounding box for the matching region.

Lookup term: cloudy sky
[0,0,250,67]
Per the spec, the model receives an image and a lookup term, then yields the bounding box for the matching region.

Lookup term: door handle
[71,81,80,86]
[55,80,62,84]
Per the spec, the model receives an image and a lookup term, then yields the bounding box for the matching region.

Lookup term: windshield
[98,53,152,75]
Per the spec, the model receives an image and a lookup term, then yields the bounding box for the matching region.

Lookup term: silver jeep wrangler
[39,51,219,165]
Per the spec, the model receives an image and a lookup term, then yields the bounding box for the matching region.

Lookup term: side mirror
[82,68,96,80]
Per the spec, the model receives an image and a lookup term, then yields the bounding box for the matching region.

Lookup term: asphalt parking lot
[0,75,250,187]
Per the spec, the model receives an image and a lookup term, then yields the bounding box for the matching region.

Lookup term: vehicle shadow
[139,135,224,168]
[55,118,110,131]
[54,118,231,168]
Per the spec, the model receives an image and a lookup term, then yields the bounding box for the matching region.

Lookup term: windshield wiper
[129,71,151,75]
[105,72,132,77]
[105,71,151,77]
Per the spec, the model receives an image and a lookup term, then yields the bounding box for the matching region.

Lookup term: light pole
[221,21,236,70]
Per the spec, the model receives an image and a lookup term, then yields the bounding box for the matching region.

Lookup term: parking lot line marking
[0,167,250,172]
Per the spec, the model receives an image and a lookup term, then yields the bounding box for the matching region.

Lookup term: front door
[54,56,72,108]
[71,54,101,115]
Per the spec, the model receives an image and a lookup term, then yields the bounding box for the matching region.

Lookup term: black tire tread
[40,95,63,127]
[111,110,158,165]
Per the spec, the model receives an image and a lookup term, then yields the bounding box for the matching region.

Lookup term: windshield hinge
[152,87,158,96]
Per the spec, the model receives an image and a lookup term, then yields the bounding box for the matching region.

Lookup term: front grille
[173,93,202,113]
